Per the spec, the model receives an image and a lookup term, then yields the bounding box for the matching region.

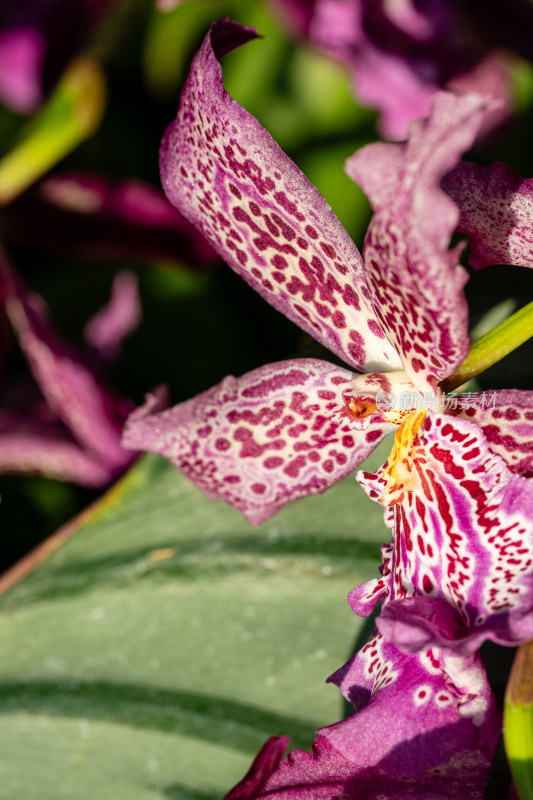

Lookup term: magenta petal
[442,160,533,269]
[84,271,141,361]
[0,422,119,486]
[159,19,401,373]
[4,172,219,266]
[225,736,291,800]
[0,258,134,474]
[358,412,533,648]
[378,596,525,657]
[448,389,533,477]
[347,92,497,391]
[324,635,499,786]
[122,359,394,525]
[0,27,44,113]
[228,732,496,798]
[230,626,499,798]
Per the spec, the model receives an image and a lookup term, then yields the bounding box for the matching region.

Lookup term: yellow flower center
[380,410,427,506]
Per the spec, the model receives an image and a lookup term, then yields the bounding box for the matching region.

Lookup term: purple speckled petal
[226,616,499,799]
[347,92,497,392]
[442,160,533,269]
[159,19,401,373]
[84,270,141,361]
[324,626,499,783]
[357,412,533,648]
[227,733,495,798]
[0,257,134,474]
[448,389,533,477]
[122,359,394,525]
[4,172,219,266]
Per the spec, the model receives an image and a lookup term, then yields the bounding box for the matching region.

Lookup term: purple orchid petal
[84,270,141,361]
[357,412,533,648]
[442,160,533,269]
[377,595,528,658]
[266,1,317,37]
[325,639,499,773]
[347,92,497,392]
[311,0,437,141]
[226,618,500,798]
[225,736,291,800]
[159,19,401,374]
[448,389,533,477]
[0,27,44,113]
[0,257,134,475]
[4,173,219,266]
[122,359,394,525]
[0,418,121,486]
[227,732,496,798]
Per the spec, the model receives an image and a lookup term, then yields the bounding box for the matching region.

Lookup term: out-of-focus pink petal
[84,270,141,361]
[160,19,401,374]
[122,359,394,525]
[445,54,513,136]
[0,27,44,113]
[4,173,219,266]
[0,421,120,486]
[358,412,533,648]
[266,0,317,37]
[448,389,533,477]
[442,160,533,269]
[347,92,496,391]
[0,257,133,474]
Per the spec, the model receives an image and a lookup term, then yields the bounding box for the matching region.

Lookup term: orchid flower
[0,255,138,486]
[123,20,533,541]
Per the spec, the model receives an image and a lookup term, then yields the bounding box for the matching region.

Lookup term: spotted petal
[442,160,533,269]
[226,623,499,799]
[357,412,533,648]
[159,19,401,373]
[448,389,533,477]
[325,632,499,775]
[347,92,496,392]
[122,359,394,525]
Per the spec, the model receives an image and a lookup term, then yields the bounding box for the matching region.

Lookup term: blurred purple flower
[2,172,220,266]
[0,0,113,114]
[0,255,141,486]
[269,0,533,140]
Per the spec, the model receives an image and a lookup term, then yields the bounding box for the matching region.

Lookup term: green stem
[0,57,105,206]
[443,301,533,392]
[504,641,533,800]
